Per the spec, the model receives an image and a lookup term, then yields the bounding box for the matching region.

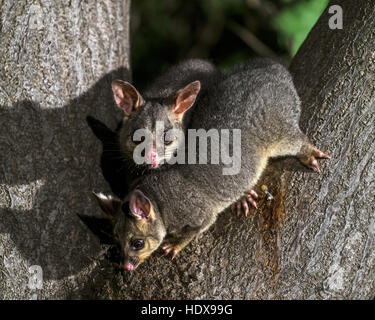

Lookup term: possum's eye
[131,239,145,251]
[163,130,173,146]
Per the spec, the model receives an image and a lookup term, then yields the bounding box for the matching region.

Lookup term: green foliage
[131,0,328,87]
[273,0,329,55]
[200,0,244,16]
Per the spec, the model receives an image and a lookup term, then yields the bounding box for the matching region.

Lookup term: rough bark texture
[0,1,130,299]
[1,0,374,300]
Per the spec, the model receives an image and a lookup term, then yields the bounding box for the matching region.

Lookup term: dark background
[130,0,328,89]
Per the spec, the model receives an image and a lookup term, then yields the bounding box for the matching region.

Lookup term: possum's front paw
[162,242,182,260]
[298,145,330,173]
[231,189,258,217]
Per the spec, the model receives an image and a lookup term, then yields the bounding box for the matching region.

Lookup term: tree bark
[0,1,130,299]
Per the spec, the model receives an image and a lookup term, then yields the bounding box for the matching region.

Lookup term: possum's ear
[129,189,153,220]
[112,80,144,116]
[173,81,201,120]
[92,192,122,221]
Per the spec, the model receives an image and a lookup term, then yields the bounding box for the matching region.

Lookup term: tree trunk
[82,0,373,300]
[0,1,130,299]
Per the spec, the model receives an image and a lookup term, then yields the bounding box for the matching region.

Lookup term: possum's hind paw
[231,189,258,217]
[299,146,330,173]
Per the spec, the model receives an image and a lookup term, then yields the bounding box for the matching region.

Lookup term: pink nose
[147,150,158,167]
[124,262,135,271]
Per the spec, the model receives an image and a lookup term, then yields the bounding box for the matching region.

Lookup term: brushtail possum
[111,59,220,169]
[93,59,330,270]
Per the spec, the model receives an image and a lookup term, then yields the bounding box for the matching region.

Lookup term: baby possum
[94,59,330,270]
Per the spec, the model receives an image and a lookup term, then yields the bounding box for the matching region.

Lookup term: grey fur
[144,59,219,99]
[141,59,306,228]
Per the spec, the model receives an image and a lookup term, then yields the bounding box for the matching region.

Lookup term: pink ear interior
[112,80,141,116]
[173,81,201,116]
[129,190,151,220]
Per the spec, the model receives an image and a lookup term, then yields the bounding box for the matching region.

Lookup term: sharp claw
[246,195,258,209]
[310,166,320,173]
[245,209,249,217]
[309,158,321,173]
[171,250,179,260]
[316,151,331,159]
[163,247,172,256]
[242,197,249,217]
[249,190,258,198]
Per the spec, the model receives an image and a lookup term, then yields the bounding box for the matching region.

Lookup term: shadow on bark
[0,67,130,280]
